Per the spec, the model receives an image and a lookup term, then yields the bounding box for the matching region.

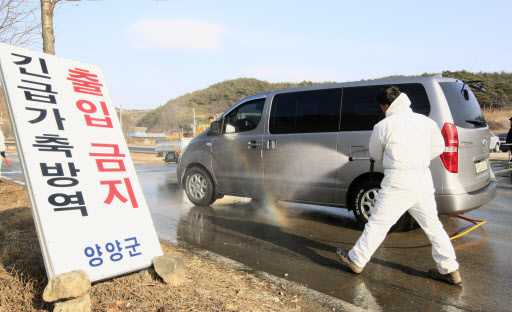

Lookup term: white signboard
[0,43,163,282]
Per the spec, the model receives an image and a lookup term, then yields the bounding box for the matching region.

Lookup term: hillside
[136,78,333,132]
[137,71,512,133]
[1,70,511,137]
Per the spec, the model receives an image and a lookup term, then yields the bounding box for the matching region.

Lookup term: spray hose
[347,156,487,240]
[449,215,486,240]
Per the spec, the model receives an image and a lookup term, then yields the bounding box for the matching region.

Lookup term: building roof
[128,132,167,138]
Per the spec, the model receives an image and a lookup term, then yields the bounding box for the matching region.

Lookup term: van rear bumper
[435,178,498,215]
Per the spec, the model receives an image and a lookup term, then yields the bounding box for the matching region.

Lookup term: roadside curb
[177,244,367,312]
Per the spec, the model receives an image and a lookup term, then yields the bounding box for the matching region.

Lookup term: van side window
[340,86,383,131]
[269,88,342,134]
[340,83,430,131]
[224,99,265,133]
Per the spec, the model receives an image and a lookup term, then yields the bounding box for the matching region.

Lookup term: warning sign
[0,43,163,282]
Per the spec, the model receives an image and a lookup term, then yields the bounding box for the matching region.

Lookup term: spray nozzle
[348,157,375,173]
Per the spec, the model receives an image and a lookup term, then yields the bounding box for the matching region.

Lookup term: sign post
[0,43,163,282]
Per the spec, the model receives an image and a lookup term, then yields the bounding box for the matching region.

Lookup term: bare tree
[40,0,92,54]
[40,0,59,54]
[0,0,41,47]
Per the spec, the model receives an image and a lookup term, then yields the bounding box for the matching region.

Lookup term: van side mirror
[210,120,222,135]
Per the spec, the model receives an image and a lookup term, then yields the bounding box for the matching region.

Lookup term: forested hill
[137,71,512,132]
[137,78,331,132]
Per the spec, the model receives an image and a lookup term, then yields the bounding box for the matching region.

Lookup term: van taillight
[440,123,458,173]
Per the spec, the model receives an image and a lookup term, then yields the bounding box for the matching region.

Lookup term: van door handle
[267,140,277,150]
[248,141,261,149]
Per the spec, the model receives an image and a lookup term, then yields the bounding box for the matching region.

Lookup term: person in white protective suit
[336,86,462,285]
[0,127,5,183]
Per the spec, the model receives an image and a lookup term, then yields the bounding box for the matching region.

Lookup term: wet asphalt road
[137,159,512,312]
[3,152,511,311]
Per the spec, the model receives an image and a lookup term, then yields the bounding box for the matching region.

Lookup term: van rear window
[439,82,486,129]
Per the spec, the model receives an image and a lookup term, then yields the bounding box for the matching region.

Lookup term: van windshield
[439,82,486,129]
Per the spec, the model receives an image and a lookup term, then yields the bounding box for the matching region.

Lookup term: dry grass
[0,182,49,311]
[484,109,512,134]
[0,181,331,312]
[130,152,165,164]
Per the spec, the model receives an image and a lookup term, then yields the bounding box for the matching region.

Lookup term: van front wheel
[350,179,412,233]
[185,167,216,206]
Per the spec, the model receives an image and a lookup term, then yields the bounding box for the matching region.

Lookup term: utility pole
[119,105,123,135]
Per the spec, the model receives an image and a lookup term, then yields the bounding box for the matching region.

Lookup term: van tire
[350,178,413,233]
[185,167,216,206]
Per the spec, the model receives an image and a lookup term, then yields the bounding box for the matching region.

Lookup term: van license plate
[475,161,487,173]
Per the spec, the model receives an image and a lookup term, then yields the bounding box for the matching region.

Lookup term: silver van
[177,76,497,230]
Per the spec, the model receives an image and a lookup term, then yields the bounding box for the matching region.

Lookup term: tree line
[443,70,512,111]
[138,71,512,133]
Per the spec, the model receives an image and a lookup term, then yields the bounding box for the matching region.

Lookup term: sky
[33,0,512,110]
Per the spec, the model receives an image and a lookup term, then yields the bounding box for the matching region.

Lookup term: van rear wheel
[185,167,216,206]
[350,178,413,233]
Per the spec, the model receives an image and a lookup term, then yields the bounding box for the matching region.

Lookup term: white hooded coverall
[348,93,459,275]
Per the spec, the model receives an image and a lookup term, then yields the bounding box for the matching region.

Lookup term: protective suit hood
[385,93,412,117]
